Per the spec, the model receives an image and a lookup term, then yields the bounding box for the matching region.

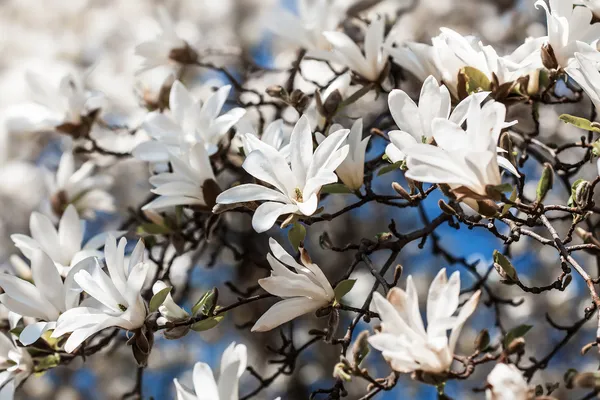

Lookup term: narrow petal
[251,297,325,332]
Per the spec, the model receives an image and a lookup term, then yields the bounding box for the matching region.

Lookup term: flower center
[118,304,127,312]
[294,188,303,202]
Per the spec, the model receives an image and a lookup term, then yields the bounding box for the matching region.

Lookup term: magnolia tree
[6,0,600,399]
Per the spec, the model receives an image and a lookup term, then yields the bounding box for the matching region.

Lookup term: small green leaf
[137,223,172,236]
[334,279,356,302]
[191,315,224,332]
[504,324,533,347]
[288,222,306,251]
[536,163,554,203]
[501,188,517,216]
[320,183,353,194]
[34,353,61,373]
[492,183,513,193]
[559,114,600,132]
[377,161,403,176]
[192,290,215,316]
[493,250,518,282]
[149,286,172,313]
[460,66,491,94]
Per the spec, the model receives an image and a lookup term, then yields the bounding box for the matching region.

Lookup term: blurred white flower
[25,71,103,132]
[215,116,349,233]
[252,238,334,332]
[311,17,389,82]
[384,76,488,163]
[52,236,150,353]
[388,28,543,97]
[133,81,245,161]
[329,119,370,190]
[174,342,247,400]
[369,269,481,374]
[0,250,95,345]
[577,0,600,17]
[11,205,110,276]
[143,143,217,210]
[535,0,600,68]
[268,0,342,51]
[134,7,198,74]
[45,151,115,219]
[566,52,600,112]
[0,333,33,399]
[486,363,532,400]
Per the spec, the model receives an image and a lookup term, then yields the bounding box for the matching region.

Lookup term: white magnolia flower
[133,81,246,161]
[311,17,389,82]
[486,363,532,400]
[238,119,291,160]
[174,342,247,400]
[566,52,600,112]
[385,76,488,163]
[46,151,115,219]
[143,143,217,210]
[388,28,543,97]
[0,333,33,399]
[401,97,519,202]
[11,205,111,276]
[329,119,370,190]
[52,236,150,353]
[368,269,481,374]
[0,250,96,345]
[577,0,600,17]
[25,71,103,131]
[269,0,342,51]
[535,0,600,68]
[215,116,349,233]
[152,280,189,326]
[134,7,197,74]
[252,238,334,332]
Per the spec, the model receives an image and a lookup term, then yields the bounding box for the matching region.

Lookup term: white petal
[251,297,325,332]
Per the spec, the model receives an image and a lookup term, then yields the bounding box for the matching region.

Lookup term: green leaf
[536,163,554,203]
[288,222,306,251]
[461,66,491,94]
[501,188,517,216]
[320,183,353,194]
[191,315,224,332]
[377,161,403,176]
[149,286,172,313]
[493,250,518,282]
[136,222,172,236]
[334,279,356,302]
[504,324,533,347]
[34,353,61,373]
[192,290,215,317]
[492,183,513,193]
[559,114,600,132]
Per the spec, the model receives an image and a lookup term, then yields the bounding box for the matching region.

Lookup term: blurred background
[0,0,597,399]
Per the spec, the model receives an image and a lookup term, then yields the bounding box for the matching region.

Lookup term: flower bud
[168,43,199,65]
[536,163,554,203]
[571,179,591,208]
[392,182,411,201]
[474,329,490,351]
[266,85,287,99]
[573,372,600,389]
[506,337,525,355]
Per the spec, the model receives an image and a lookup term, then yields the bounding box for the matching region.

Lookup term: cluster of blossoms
[4,0,600,398]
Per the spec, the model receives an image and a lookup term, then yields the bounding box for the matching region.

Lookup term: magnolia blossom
[238,119,291,160]
[388,28,543,97]
[143,143,217,210]
[252,238,334,332]
[566,52,600,112]
[0,333,33,399]
[328,119,370,190]
[45,151,115,219]
[174,342,247,400]
[369,269,481,374]
[215,116,349,233]
[25,71,103,131]
[52,236,150,353]
[312,17,389,82]
[385,76,488,163]
[269,0,342,51]
[0,250,95,345]
[535,0,600,68]
[11,205,110,276]
[152,281,189,325]
[577,0,600,17]
[401,97,518,205]
[133,81,245,161]
[134,7,197,74]
[486,364,532,400]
